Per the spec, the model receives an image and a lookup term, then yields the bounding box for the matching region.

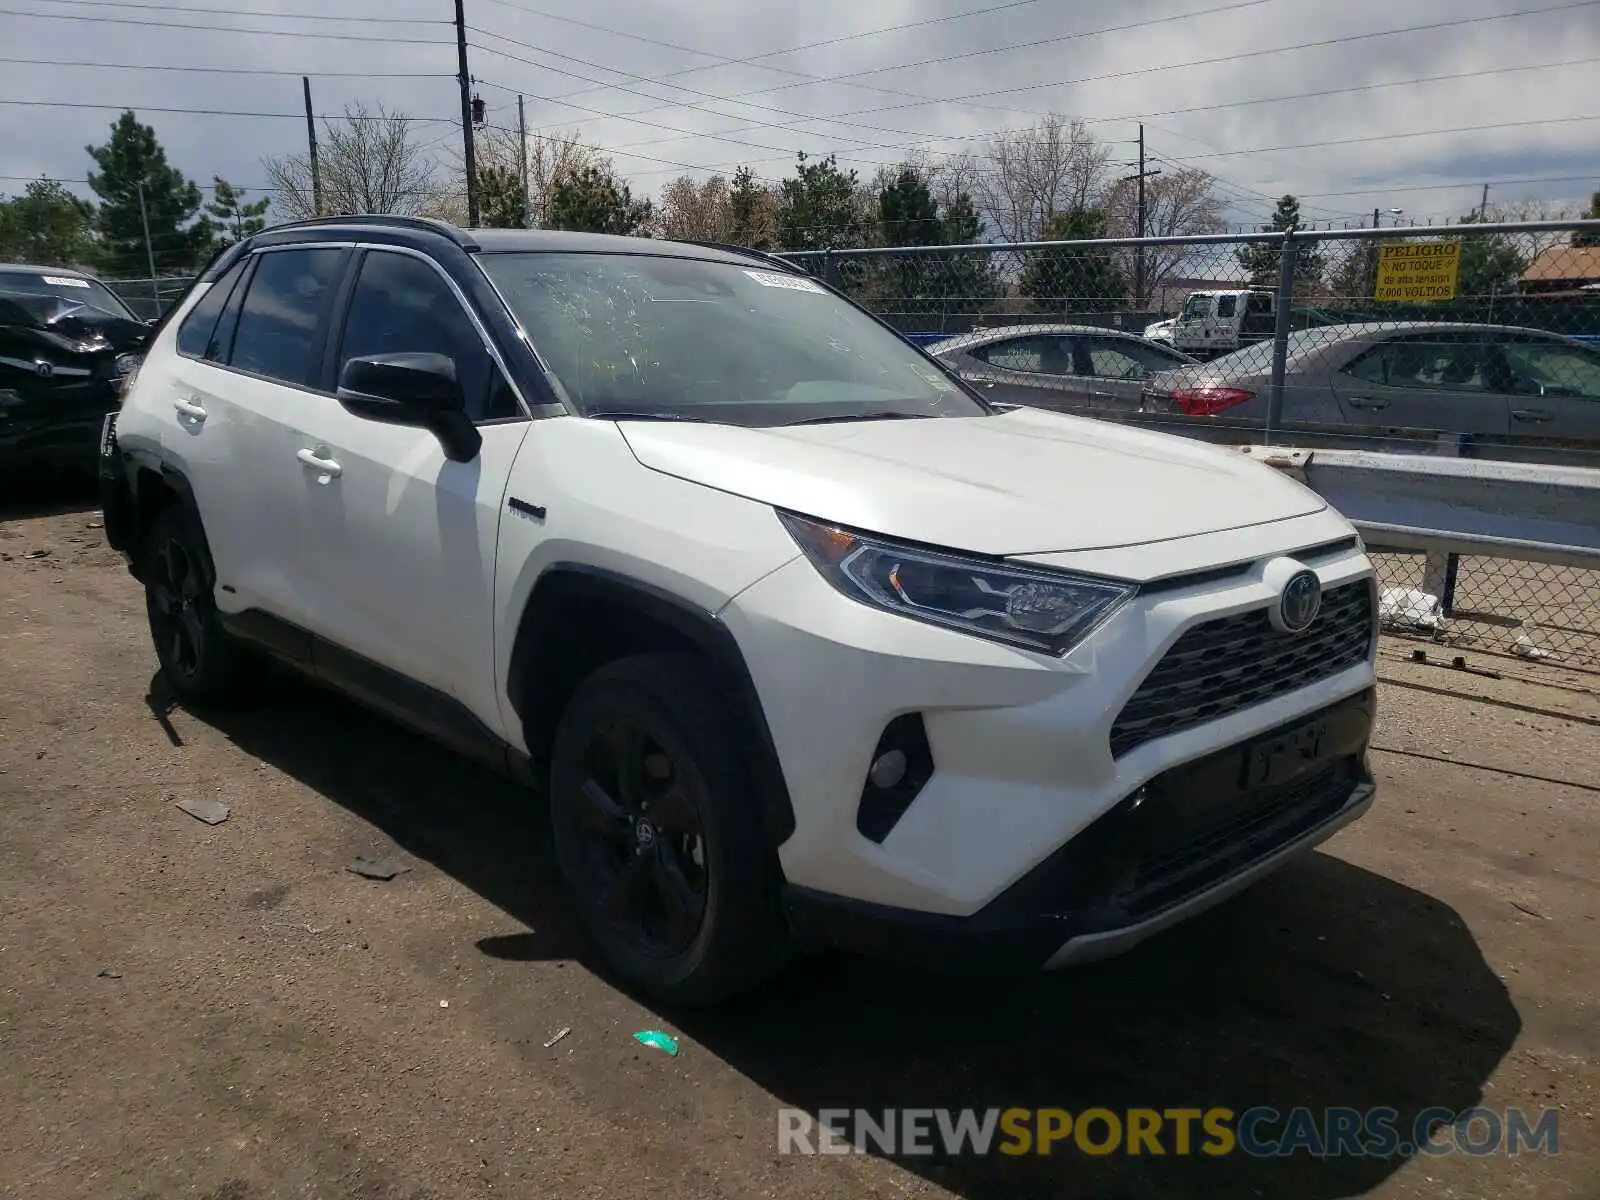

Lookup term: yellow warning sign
[1374,240,1461,302]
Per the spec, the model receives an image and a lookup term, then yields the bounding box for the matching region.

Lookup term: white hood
[618,407,1325,557]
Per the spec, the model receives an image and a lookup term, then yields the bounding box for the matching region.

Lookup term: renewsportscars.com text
[777,1106,1559,1159]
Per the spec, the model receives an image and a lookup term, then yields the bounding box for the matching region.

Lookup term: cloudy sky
[2,0,1596,229]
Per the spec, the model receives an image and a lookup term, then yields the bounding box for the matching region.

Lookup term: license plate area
[1241,715,1330,789]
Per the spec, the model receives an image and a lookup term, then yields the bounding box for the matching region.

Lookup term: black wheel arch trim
[508,563,797,850]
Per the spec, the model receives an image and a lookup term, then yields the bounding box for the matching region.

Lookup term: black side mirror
[337,352,481,462]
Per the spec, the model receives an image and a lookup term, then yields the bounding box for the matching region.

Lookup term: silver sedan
[926,323,1198,414]
[1140,321,1600,440]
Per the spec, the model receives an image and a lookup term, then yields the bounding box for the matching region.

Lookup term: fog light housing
[856,714,934,844]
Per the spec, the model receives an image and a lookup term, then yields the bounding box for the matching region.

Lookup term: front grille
[1115,761,1359,919]
[1109,579,1374,758]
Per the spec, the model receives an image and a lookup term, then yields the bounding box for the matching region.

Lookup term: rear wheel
[549,653,788,1004]
[143,505,260,706]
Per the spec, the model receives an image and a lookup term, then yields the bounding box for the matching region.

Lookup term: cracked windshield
[478,251,987,426]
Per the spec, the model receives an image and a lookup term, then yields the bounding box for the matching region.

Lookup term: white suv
[100,217,1379,1003]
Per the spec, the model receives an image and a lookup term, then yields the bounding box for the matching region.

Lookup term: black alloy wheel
[573,716,709,956]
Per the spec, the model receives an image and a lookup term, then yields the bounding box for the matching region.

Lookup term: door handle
[296,446,343,479]
[1347,397,1389,411]
[1511,408,1553,423]
[173,396,207,420]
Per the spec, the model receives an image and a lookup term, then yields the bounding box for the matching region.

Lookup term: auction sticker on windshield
[41,276,91,288]
[745,270,827,294]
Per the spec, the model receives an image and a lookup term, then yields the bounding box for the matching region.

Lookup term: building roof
[1521,244,1600,283]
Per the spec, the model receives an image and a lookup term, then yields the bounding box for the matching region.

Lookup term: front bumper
[784,689,1376,971]
[720,518,1376,917]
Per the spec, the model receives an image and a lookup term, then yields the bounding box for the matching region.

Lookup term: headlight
[778,512,1136,656]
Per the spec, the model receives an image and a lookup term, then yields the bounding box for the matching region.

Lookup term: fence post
[1264,230,1299,446]
[822,248,842,290]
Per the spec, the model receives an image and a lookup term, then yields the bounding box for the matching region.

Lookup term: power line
[0,98,459,122]
[1300,175,1599,200]
[558,0,1278,126]
[0,57,453,77]
[1163,116,1600,162]
[32,0,446,22]
[600,55,1599,166]
[610,0,1600,136]
[467,40,839,158]
[479,0,1050,96]
[0,6,452,41]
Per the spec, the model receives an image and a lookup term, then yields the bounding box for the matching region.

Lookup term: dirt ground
[1,495,1596,1200]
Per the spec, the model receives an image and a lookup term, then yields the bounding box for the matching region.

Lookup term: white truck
[1151,289,1277,359]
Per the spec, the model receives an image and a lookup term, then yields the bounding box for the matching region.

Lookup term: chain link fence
[102,274,196,321]
[785,220,1600,669]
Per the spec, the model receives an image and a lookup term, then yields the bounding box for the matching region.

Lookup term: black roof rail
[259,213,477,248]
[677,241,804,272]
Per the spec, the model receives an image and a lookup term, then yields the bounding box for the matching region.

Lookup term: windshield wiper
[781,410,934,427]
[586,408,706,422]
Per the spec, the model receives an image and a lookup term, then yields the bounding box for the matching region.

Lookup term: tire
[142,504,261,707]
[549,653,789,1005]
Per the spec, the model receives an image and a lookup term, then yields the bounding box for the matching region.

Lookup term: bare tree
[1104,167,1228,304]
[262,102,439,220]
[973,116,1112,243]
[655,174,733,241]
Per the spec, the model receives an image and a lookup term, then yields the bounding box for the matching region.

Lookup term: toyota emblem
[1279,569,1323,634]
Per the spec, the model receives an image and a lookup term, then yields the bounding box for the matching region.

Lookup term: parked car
[1142,321,1600,440]
[101,217,1379,1003]
[1,263,149,474]
[927,323,1198,413]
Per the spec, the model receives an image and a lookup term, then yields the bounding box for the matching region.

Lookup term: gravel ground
[1,499,1596,1200]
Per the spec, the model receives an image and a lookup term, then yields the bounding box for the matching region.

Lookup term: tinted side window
[1085,337,1184,379]
[1246,293,1272,314]
[972,335,1076,375]
[336,251,520,421]
[1216,295,1238,318]
[229,248,345,386]
[1345,336,1494,392]
[175,259,246,360]
[1501,340,1600,400]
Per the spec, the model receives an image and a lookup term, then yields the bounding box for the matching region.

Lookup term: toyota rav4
[100,216,1379,1004]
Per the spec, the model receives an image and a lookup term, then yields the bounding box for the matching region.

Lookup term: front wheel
[143,506,260,706]
[549,653,788,1005]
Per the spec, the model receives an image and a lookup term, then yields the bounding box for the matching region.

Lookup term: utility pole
[1119,124,1161,309]
[517,93,529,228]
[302,76,322,217]
[135,181,160,313]
[454,0,479,226]
[1478,183,1490,220]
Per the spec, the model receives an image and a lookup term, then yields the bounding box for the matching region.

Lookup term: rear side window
[175,259,247,360]
[229,248,346,387]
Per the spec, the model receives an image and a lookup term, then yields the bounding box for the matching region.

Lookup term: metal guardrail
[1236,446,1600,568]
[1236,445,1600,666]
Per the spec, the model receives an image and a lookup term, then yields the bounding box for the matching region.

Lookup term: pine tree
[85,111,211,276]
[0,178,96,266]
[777,153,868,253]
[204,176,269,249]
[1018,208,1126,314]
[728,166,777,249]
[1236,195,1323,295]
[932,190,1000,324]
[477,164,526,229]
[546,164,651,235]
